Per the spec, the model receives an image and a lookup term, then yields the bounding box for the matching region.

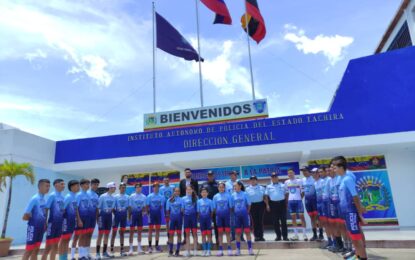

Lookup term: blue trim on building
[55,47,415,163]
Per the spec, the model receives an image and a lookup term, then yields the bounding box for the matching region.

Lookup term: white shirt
[284,178,303,201]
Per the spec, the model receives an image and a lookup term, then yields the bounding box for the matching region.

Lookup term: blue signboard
[241,162,300,179]
[55,47,415,163]
[192,166,241,182]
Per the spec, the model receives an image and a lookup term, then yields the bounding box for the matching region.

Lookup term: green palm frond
[0,160,35,192]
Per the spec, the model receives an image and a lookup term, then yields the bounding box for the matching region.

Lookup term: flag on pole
[156,12,203,62]
[241,0,266,44]
[200,0,232,25]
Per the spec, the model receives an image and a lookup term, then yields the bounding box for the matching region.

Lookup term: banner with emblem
[144,99,268,131]
[308,155,398,226]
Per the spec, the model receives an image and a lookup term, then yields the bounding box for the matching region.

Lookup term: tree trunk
[1,177,12,239]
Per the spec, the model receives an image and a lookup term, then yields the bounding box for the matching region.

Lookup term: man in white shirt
[285,168,307,241]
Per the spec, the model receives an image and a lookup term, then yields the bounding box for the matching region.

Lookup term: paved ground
[4,248,415,259]
[10,228,415,250]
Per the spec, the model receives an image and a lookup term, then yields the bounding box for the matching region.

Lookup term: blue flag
[156,12,203,62]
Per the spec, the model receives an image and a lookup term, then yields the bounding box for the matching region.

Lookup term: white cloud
[0,94,106,123]
[0,0,153,88]
[283,23,354,66]
[67,55,112,87]
[180,38,263,98]
[24,49,47,62]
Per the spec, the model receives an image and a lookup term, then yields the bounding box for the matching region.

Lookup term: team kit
[22,156,367,260]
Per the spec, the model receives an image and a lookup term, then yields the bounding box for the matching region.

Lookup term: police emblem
[253,100,266,113]
[146,115,157,126]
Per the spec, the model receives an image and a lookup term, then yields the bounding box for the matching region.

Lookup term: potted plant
[0,159,35,257]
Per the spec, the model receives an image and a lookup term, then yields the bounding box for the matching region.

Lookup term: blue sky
[0,0,401,140]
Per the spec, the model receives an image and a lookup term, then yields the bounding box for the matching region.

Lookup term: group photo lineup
[1,0,415,260]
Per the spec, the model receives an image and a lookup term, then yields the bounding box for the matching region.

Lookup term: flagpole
[244,1,256,100]
[195,0,204,107]
[152,0,157,113]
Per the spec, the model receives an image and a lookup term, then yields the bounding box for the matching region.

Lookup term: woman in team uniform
[231,181,254,256]
[166,187,184,257]
[182,185,198,257]
[213,182,234,256]
[197,188,214,256]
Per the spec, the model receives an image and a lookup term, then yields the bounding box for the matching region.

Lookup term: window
[387,21,413,51]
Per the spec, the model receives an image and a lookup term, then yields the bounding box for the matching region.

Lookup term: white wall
[2,127,415,246]
[0,128,60,245]
[385,150,415,227]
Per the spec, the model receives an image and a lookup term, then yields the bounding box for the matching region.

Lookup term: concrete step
[8,240,415,256]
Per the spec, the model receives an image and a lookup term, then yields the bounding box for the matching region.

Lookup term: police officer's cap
[300,166,310,171]
[207,170,214,175]
[249,175,258,180]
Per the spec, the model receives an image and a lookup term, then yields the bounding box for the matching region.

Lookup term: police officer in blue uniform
[264,172,289,241]
[246,176,266,241]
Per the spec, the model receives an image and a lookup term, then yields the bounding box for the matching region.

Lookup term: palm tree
[0,160,35,239]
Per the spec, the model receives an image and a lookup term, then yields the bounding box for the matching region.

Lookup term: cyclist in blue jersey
[301,166,318,241]
[197,188,214,256]
[166,187,184,257]
[160,176,175,237]
[182,185,198,257]
[58,180,81,260]
[41,179,64,260]
[225,171,244,241]
[231,181,254,256]
[213,182,234,256]
[95,182,116,259]
[86,178,100,258]
[328,163,345,253]
[22,179,50,260]
[333,156,367,260]
[312,167,325,241]
[110,182,129,256]
[73,179,91,260]
[322,166,334,249]
[128,183,147,255]
[146,182,164,253]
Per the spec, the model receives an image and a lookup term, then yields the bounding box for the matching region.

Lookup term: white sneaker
[95,253,101,260]
[128,249,134,256]
[137,247,145,255]
[206,251,211,256]
[192,250,197,256]
[290,235,299,241]
[184,251,191,257]
[227,249,233,256]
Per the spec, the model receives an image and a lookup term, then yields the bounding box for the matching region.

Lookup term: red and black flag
[241,0,266,44]
[201,0,232,25]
